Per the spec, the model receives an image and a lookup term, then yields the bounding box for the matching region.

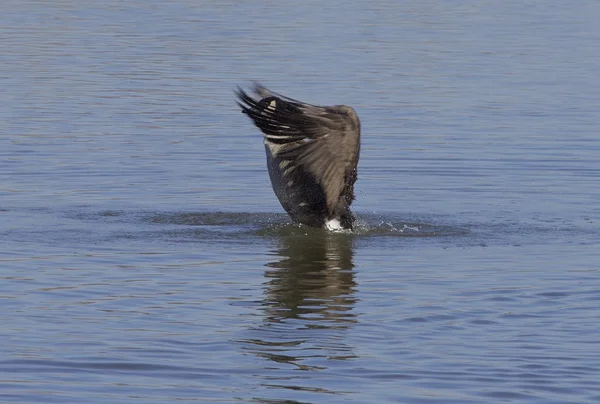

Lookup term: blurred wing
[236,84,360,214]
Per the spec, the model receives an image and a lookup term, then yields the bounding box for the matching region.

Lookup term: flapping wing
[236,84,361,214]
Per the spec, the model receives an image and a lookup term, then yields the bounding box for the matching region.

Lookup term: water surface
[2,1,600,403]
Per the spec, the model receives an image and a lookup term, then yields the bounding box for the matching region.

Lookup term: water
[2,1,600,402]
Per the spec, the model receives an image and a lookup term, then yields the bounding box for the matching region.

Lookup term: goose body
[236,84,360,230]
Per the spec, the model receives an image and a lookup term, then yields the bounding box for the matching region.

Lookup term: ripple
[141,211,470,238]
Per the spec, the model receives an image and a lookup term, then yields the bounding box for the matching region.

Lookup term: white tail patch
[325,218,342,231]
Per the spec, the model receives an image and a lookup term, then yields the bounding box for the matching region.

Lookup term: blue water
[2,1,600,403]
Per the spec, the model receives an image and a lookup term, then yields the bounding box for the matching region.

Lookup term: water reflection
[263,231,357,325]
[241,231,358,374]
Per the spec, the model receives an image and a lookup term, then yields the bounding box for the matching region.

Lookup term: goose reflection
[263,231,357,325]
[240,230,358,374]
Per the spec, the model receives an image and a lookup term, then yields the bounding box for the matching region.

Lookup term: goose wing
[236,84,361,215]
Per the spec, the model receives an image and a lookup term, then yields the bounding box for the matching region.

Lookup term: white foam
[325,218,342,231]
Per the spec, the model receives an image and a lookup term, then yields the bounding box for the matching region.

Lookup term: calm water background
[2,1,600,403]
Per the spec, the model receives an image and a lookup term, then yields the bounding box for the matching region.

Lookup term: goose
[236,84,361,231]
